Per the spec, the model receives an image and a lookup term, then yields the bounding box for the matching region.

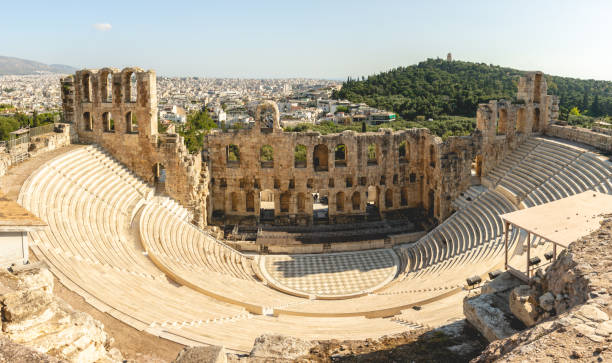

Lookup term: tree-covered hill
[333,58,612,121]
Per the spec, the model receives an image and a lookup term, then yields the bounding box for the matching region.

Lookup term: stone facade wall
[476,72,559,178]
[546,124,612,153]
[63,68,206,225]
[60,69,559,229]
[205,102,453,225]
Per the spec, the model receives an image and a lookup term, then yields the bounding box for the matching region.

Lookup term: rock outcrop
[173,345,226,363]
[472,216,612,362]
[0,264,123,363]
[249,334,314,360]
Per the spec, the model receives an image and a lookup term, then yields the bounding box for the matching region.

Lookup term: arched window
[294,144,307,168]
[385,189,393,208]
[336,191,345,211]
[313,144,328,171]
[280,192,290,212]
[124,71,137,103]
[334,144,346,167]
[103,112,114,132]
[100,71,112,103]
[227,144,240,167]
[231,192,238,212]
[297,192,306,212]
[260,145,274,168]
[367,143,377,165]
[83,112,92,131]
[246,191,255,212]
[126,112,138,133]
[398,140,408,163]
[352,192,360,210]
[81,73,91,102]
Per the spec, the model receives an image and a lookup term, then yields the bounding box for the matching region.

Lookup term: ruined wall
[476,72,559,179]
[64,68,206,225]
[205,101,459,225]
[546,124,612,153]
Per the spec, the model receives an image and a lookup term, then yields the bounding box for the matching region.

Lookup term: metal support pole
[526,232,531,279]
[504,221,509,270]
[553,243,557,261]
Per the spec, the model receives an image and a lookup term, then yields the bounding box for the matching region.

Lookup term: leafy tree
[569,107,581,116]
[178,110,217,153]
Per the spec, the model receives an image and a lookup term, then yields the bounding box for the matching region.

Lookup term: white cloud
[93,23,112,31]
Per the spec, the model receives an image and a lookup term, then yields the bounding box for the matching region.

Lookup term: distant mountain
[0,56,76,75]
[334,58,612,120]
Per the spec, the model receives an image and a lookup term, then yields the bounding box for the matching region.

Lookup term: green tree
[569,107,581,116]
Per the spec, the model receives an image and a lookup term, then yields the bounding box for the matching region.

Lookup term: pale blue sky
[3,0,612,80]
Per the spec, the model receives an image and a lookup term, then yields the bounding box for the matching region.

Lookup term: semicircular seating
[17,136,612,352]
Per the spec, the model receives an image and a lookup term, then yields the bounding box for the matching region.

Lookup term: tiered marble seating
[17,136,612,351]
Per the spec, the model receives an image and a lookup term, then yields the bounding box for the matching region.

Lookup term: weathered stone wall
[476,72,559,179]
[60,69,559,229]
[0,124,72,183]
[205,116,450,225]
[64,68,206,225]
[546,124,612,153]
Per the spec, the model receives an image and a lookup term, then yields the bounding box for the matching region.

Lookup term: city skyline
[3,0,612,80]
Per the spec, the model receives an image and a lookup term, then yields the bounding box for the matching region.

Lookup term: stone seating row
[140,198,258,281]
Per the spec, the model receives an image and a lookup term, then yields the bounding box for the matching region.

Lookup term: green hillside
[333,58,612,121]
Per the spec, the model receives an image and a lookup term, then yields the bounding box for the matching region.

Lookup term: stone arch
[99,69,114,103]
[102,112,114,132]
[336,191,345,212]
[297,192,306,212]
[81,73,92,103]
[255,100,280,131]
[121,68,143,103]
[400,187,408,206]
[83,112,92,131]
[227,144,240,166]
[334,144,347,167]
[259,190,274,221]
[280,191,291,213]
[367,143,377,165]
[126,112,138,133]
[260,145,274,168]
[294,144,307,168]
[352,191,360,210]
[313,144,328,171]
[497,108,508,135]
[245,191,255,212]
[385,188,393,208]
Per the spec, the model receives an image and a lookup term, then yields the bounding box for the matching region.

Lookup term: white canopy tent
[500,191,612,280]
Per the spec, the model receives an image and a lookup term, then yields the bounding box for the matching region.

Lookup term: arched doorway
[366,185,380,220]
[532,108,541,132]
[153,163,166,193]
[385,189,393,209]
[259,190,275,223]
[352,191,361,211]
[336,191,345,212]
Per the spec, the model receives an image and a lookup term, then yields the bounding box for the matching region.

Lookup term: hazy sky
[3,0,612,80]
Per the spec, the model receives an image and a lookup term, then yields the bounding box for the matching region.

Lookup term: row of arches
[227,187,412,214]
[495,107,542,135]
[224,141,416,170]
[80,70,139,104]
[82,111,138,134]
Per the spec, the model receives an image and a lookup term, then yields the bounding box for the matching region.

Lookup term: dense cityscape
[0,72,400,131]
